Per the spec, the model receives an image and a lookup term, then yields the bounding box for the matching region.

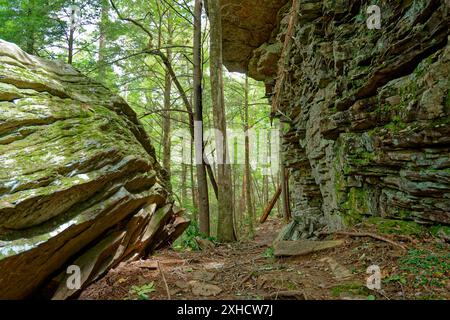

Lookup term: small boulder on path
[189,281,222,297]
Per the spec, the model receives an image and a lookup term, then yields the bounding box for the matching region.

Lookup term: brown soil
[80,219,450,300]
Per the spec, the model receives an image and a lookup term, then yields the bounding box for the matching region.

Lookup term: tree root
[321,231,408,251]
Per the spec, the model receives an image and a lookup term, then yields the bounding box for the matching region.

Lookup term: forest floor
[80,218,450,300]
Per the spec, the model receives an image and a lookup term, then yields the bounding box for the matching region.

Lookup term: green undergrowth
[330,282,372,298]
[262,247,275,259]
[172,219,218,251]
[365,217,426,237]
[429,224,450,238]
[365,217,450,241]
[128,282,156,300]
[397,248,450,289]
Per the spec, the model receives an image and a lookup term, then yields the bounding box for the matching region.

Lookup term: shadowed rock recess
[0,40,189,299]
[222,0,450,238]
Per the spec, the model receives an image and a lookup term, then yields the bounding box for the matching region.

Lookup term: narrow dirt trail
[80,219,450,300]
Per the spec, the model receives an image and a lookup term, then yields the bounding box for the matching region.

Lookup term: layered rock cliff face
[0,40,188,299]
[222,0,450,239]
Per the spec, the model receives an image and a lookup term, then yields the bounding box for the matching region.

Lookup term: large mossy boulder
[0,40,188,299]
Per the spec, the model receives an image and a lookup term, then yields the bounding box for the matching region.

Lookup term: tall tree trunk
[181,112,188,204]
[232,164,237,234]
[25,0,36,54]
[189,80,198,213]
[190,141,198,211]
[263,130,269,205]
[244,75,254,238]
[239,172,246,218]
[181,162,187,204]
[97,0,109,79]
[270,154,282,217]
[193,0,210,236]
[182,65,192,207]
[162,72,172,189]
[209,0,235,242]
[252,170,262,213]
[162,16,173,191]
[67,0,77,65]
[68,25,75,64]
[279,121,291,222]
[268,129,274,206]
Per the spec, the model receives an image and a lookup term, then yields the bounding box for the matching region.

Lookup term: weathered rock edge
[0,40,189,299]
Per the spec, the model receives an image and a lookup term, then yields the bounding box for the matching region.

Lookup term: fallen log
[259,186,282,223]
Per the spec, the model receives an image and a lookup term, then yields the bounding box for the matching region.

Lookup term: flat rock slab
[273,240,344,257]
[320,257,353,280]
[189,281,222,297]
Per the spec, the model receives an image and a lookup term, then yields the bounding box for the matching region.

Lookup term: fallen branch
[157,260,171,300]
[321,231,407,251]
[259,186,282,224]
[238,273,253,287]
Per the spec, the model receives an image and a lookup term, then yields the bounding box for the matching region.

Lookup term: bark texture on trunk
[193,0,210,236]
[97,0,109,80]
[244,76,255,237]
[162,19,173,191]
[209,0,235,242]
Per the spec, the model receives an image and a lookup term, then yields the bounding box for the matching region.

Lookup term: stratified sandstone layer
[222,0,450,239]
[0,40,188,299]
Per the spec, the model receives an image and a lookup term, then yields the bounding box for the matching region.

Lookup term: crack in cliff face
[222,0,450,239]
